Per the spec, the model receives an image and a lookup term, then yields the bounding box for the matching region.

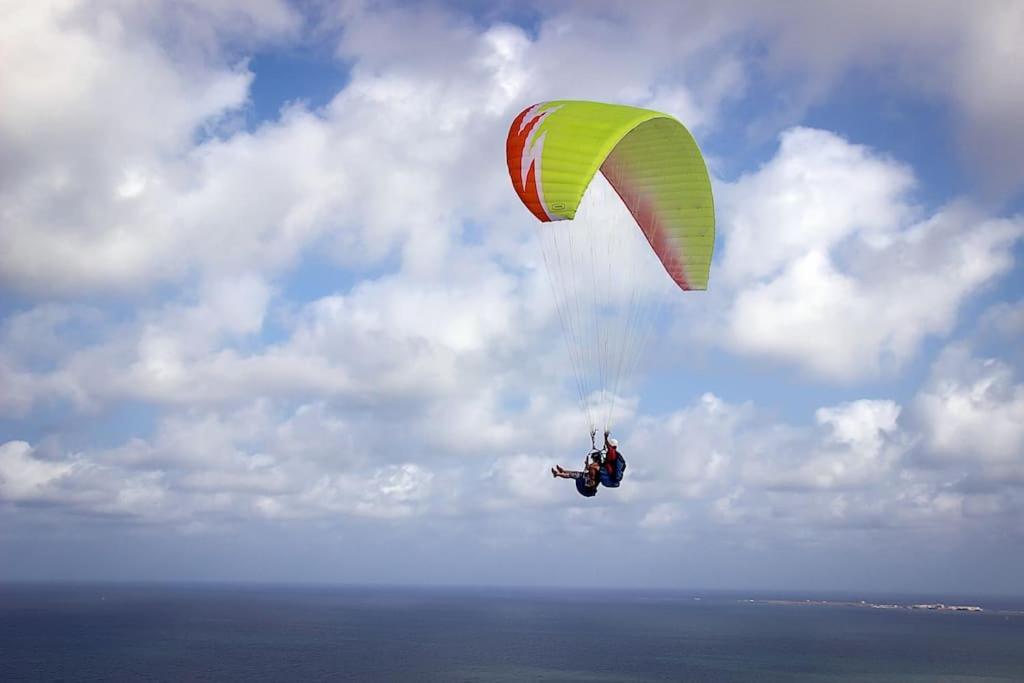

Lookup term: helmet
[607,438,618,448]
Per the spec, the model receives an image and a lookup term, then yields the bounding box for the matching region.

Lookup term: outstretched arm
[603,431,618,464]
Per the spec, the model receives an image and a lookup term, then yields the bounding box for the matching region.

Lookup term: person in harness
[600,432,625,488]
[551,450,603,497]
[551,430,627,497]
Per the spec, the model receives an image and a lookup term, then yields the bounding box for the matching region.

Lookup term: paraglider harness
[573,431,628,498]
[575,450,601,497]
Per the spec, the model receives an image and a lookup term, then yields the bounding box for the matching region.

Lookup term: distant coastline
[742,598,1024,616]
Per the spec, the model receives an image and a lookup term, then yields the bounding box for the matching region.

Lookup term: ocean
[1,584,1022,681]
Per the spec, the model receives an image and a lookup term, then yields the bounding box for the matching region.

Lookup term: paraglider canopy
[506,100,715,290]
[505,100,715,434]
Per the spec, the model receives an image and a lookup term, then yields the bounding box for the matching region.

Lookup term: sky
[1,0,1022,595]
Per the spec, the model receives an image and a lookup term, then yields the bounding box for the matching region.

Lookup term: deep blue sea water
[1,584,1023,682]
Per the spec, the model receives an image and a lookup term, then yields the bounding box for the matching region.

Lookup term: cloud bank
[0,0,1021,591]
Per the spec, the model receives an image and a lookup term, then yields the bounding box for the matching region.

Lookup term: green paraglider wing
[506,100,714,290]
